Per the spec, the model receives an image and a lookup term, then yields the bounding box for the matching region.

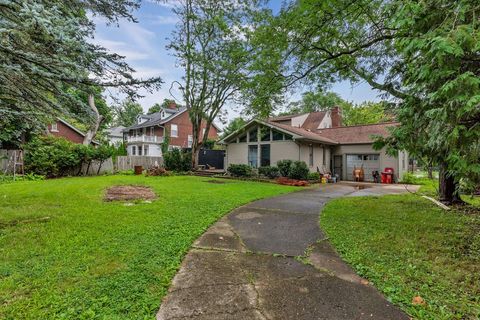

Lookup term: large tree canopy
[250,0,480,204]
[0,0,162,146]
[168,0,262,167]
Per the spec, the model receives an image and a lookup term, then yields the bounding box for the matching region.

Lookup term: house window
[50,122,58,132]
[239,134,247,143]
[272,130,283,141]
[309,145,314,167]
[248,127,258,142]
[260,127,270,141]
[132,146,136,155]
[260,144,271,167]
[322,146,326,165]
[171,124,178,137]
[188,135,193,148]
[144,145,149,156]
[138,145,142,156]
[284,134,293,140]
[402,153,406,170]
[248,145,258,167]
[150,127,154,136]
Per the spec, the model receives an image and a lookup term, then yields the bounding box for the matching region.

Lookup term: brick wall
[48,120,85,144]
[165,111,218,148]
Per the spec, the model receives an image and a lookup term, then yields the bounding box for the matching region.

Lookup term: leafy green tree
[0,0,161,147]
[113,99,143,127]
[342,102,394,126]
[285,91,350,115]
[249,0,480,204]
[168,0,259,167]
[147,99,177,114]
[221,117,247,138]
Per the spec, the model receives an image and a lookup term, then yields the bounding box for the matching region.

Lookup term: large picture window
[260,144,271,167]
[248,145,258,167]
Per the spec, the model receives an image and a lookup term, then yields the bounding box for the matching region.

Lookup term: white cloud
[145,0,178,9]
[152,15,179,25]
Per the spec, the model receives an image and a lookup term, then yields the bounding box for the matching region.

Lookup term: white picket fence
[116,156,163,172]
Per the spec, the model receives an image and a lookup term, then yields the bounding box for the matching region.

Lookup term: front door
[333,155,342,180]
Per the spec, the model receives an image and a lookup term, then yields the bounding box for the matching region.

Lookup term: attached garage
[346,154,380,182]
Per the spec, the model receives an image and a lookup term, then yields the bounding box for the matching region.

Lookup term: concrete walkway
[157,183,418,320]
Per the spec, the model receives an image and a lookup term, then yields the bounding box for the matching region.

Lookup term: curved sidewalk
[157,183,415,320]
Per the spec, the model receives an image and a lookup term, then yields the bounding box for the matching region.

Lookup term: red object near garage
[381,167,394,184]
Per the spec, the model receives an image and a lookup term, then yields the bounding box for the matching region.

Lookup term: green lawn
[321,191,480,319]
[0,175,294,319]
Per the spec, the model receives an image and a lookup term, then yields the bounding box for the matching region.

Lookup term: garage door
[346,154,380,181]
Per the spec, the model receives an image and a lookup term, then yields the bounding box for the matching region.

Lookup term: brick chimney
[331,106,342,127]
[167,101,177,110]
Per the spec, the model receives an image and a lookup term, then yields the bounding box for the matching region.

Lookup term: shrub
[163,149,192,172]
[288,161,309,180]
[24,136,82,177]
[227,164,253,177]
[308,172,321,181]
[277,159,293,177]
[258,166,280,179]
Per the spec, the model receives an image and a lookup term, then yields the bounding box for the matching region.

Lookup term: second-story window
[51,122,58,132]
[171,124,178,137]
[150,127,154,136]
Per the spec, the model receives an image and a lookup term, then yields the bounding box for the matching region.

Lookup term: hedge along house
[220,107,409,182]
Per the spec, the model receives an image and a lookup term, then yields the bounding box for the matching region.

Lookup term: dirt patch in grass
[105,185,156,201]
[204,179,228,184]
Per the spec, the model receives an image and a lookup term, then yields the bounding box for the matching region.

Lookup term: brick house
[123,103,219,156]
[47,118,99,145]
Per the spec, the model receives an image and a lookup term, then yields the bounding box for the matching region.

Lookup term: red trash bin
[382,168,394,184]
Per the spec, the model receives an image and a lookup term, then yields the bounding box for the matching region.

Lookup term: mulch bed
[275,177,309,186]
[105,185,157,201]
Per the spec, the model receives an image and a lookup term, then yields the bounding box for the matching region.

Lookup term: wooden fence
[1,149,19,174]
[116,156,163,172]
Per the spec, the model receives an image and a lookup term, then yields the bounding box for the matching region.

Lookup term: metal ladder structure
[3,150,24,180]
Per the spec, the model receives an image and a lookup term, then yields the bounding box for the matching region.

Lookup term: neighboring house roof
[301,111,327,130]
[316,122,398,144]
[124,107,221,132]
[106,126,125,138]
[124,107,189,131]
[56,118,100,145]
[269,114,306,122]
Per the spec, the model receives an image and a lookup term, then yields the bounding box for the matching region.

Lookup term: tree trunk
[427,161,433,179]
[83,94,104,145]
[438,162,464,205]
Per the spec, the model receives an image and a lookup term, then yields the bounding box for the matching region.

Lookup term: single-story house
[220,107,408,182]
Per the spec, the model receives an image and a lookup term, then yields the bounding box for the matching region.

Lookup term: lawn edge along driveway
[321,192,480,319]
[0,175,296,320]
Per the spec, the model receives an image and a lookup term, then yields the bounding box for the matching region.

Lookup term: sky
[92,0,381,123]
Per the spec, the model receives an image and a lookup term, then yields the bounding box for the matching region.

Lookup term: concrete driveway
[157,183,418,320]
